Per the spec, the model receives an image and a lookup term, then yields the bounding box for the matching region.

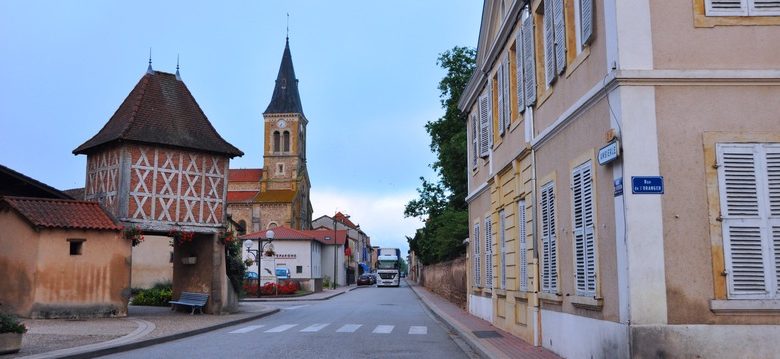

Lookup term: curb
[51,308,280,359]
[240,286,360,302]
[406,280,505,359]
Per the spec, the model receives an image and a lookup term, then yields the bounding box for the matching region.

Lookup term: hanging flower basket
[168,229,195,246]
[123,225,144,247]
[219,230,235,245]
[264,249,275,257]
[244,258,254,267]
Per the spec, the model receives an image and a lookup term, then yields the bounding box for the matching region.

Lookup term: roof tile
[1,196,122,231]
[229,169,263,182]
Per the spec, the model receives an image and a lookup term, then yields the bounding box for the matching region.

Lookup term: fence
[418,256,467,309]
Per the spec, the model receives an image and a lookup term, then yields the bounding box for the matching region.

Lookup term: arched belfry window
[273,131,281,153]
[283,131,290,152]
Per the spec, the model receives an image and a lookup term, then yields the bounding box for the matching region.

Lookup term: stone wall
[420,257,466,309]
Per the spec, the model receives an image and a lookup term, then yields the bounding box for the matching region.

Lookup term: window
[543,0,567,85]
[496,54,511,135]
[706,0,780,16]
[238,220,247,235]
[574,0,595,52]
[283,131,291,152]
[521,8,537,107]
[717,143,780,299]
[499,209,507,289]
[276,163,285,175]
[296,265,303,274]
[273,131,281,153]
[518,200,529,291]
[474,222,481,287]
[572,161,596,297]
[540,181,558,294]
[69,239,84,255]
[485,216,494,289]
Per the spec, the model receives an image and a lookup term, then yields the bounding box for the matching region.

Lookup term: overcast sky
[0,1,482,256]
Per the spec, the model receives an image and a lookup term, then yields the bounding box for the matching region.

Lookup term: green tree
[406,46,476,265]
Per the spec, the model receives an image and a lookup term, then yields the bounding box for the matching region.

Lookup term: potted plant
[0,312,26,355]
[123,225,144,247]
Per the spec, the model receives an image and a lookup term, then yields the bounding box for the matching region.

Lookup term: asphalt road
[100,282,476,359]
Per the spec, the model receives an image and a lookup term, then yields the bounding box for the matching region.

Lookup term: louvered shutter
[474,223,481,287]
[705,0,748,15]
[573,161,595,296]
[718,143,780,299]
[497,65,505,135]
[515,29,525,113]
[553,0,567,75]
[751,0,780,15]
[541,182,558,294]
[472,114,478,167]
[522,14,537,105]
[485,217,494,289]
[503,54,511,130]
[544,1,556,85]
[488,80,494,147]
[519,200,528,291]
[500,210,507,289]
[581,0,594,46]
[479,94,490,157]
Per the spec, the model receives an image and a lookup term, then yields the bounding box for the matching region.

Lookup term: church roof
[73,71,243,158]
[264,38,304,115]
[229,168,263,182]
[226,191,259,203]
[255,190,297,203]
[0,196,122,231]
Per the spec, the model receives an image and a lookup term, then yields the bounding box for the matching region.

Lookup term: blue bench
[169,292,209,315]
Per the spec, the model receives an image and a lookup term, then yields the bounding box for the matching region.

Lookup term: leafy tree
[406,46,476,265]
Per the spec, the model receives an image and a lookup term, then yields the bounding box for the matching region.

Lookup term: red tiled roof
[334,211,358,228]
[256,190,296,203]
[239,226,347,245]
[73,71,243,157]
[229,169,262,182]
[227,191,259,203]
[308,229,347,245]
[0,196,122,231]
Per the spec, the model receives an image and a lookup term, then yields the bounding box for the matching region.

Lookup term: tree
[405,46,476,265]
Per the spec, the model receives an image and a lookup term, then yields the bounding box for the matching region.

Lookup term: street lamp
[244,229,275,297]
[333,214,349,289]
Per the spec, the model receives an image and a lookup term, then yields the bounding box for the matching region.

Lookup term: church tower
[259,37,312,229]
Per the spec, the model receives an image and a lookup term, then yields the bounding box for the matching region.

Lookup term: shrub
[131,283,173,306]
[0,312,26,334]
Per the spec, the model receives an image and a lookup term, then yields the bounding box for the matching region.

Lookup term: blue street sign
[631,176,664,194]
[614,177,623,197]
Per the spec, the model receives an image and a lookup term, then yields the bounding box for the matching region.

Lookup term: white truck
[376,248,401,287]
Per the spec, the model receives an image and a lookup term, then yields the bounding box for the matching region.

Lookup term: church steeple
[264,38,303,115]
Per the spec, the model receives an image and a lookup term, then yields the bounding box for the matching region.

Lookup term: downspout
[528,106,541,347]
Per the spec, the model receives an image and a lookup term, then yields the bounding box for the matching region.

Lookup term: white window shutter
[487,80,494,147]
[515,29,526,113]
[522,14,537,105]
[474,223,481,287]
[706,0,748,16]
[553,0,567,75]
[497,65,505,135]
[573,161,595,296]
[751,0,780,15]
[767,145,780,216]
[485,217,494,289]
[541,181,557,294]
[479,94,490,157]
[503,54,511,130]
[544,1,556,85]
[500,210,506,289]
[519,200,528,291]
[472,114,478,167]
[580,0,594,46]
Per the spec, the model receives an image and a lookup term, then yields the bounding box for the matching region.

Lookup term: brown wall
[0,210,39,316]
[420,257,467,309]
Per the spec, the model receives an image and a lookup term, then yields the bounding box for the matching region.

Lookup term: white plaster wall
[541,309,629,359]
[468,294,493,322]
[631,324,780,359]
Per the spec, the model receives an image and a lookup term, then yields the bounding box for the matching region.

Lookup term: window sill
[710,299,780,314]
[570,295,603,311]
[494,288,507,296]
[513,291,531,301]
[694,13,780,27]
[539,292,563,303]
[564,47,590,79]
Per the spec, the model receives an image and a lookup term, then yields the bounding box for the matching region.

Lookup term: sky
[0,1,483,256]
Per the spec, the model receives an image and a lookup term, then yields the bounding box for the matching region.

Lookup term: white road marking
[265,324,298,333]
[372,325,394,334]
[282,305,310,310]
[300,323,330,332]
[228,325,265,334]
[409,326,427,335]
[336,324,362,333]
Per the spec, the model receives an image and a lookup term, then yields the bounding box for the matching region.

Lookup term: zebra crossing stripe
[409,326,427,335]
[372,325,394,334]
[301,323,329,332]
[229,325,265,334]
[265,324,297,333]
[336,324,362,333]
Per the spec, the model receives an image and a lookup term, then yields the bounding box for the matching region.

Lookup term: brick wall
[420,257,467,309]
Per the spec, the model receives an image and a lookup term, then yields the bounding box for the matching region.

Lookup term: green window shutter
[522,13,537,105]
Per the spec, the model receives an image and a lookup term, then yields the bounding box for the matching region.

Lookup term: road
[100,281,478,359]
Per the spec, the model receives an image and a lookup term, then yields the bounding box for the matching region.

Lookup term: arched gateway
[74,66,243,314]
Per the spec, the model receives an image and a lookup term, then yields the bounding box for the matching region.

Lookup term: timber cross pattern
[86,149,120,213]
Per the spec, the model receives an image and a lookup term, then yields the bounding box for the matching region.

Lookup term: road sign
[598,140,620,165]
[631,176,664,194]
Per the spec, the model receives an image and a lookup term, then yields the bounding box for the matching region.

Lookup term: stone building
[228,38,313,233]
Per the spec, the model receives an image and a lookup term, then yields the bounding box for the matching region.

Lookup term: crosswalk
[228,323,429,335]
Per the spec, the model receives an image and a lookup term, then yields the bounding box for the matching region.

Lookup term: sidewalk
[406,279,561,359]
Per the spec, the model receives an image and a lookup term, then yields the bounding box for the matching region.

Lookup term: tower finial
[175,54,182,80]
[146,47,153,74]
[286,13,289,40]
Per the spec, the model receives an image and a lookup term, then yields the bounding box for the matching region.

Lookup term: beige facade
[130,235,173,289]
[461,0,780,357]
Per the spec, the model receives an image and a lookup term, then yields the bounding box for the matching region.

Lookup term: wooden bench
[169,292,208,314]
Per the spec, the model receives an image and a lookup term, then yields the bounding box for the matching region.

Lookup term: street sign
[598,140,620,166]
[631,176,664,194]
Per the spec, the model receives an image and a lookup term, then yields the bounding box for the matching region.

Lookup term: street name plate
[598,140,619,165]
[631,176,664,194]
